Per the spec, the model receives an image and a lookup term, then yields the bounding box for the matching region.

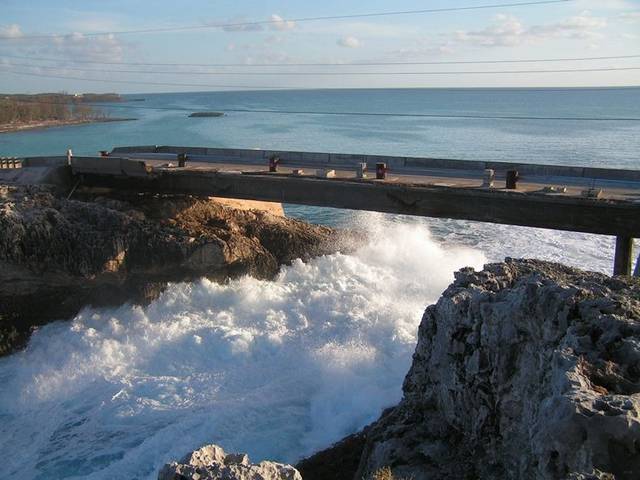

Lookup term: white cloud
[265,35,286,45]
[391,42,455,59]
[269,14,295,31]
[0,24,23,38]
[337,36,361,48]
[62,14,125,35]
[218,14,294,32]
[304,21,419,39]
[452,12,607,48]
[618,11,640,23]
[528,12,607,40]
[44,32,125,63]
[454,14,525,47]
[240,49,297,65]
[221,17,264,32]
[0,21,125,64]
[576,0,636,10]
[1,32,126,80]
[385,11,615,61]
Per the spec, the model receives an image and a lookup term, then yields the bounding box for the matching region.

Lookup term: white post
[482,169,495,188]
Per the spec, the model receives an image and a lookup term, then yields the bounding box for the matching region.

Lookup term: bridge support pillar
[613,235,634,276]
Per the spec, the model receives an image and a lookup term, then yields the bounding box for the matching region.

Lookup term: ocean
[0,87,638,479]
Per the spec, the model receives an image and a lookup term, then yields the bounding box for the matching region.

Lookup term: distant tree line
[0,93,121,125]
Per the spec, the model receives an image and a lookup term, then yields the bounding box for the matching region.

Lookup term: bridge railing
[110,145,640,183]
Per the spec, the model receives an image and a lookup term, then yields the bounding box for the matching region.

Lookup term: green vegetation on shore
[0,92,122,125]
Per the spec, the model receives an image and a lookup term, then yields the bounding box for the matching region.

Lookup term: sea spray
[0,215,485,479]
[287,207,630,275]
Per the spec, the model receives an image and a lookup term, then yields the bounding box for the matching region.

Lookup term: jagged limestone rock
[355,259,640,480]
[300,260,640,480]
[158,444,302,480]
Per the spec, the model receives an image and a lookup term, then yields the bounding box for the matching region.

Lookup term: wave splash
[0,215,485,479]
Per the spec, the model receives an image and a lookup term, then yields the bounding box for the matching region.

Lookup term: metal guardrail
[0,157,22,169]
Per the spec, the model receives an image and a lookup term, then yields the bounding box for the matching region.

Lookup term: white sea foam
[0,215,486,480]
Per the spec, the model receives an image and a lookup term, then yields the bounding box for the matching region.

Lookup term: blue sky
[0,0,638,93]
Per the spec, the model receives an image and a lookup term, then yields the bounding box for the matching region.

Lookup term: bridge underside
[8,147,640,276]
[74,167,640,276]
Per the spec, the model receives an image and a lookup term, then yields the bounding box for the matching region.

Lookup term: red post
[506,170,519,189]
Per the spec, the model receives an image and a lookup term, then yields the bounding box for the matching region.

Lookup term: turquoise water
[2,88,639,168]
[0,88,639,479]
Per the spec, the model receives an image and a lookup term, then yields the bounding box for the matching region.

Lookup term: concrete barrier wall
[103,145,640,182]
[111,145,159,154]
[585,167,640,182]
[71,157,150,177]
[21,157,68,168]
[120,152,178,162]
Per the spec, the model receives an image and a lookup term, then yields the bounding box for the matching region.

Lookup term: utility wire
[2,52,637,67]
[3,62,639,76]
[0,68,298,90]
[0,0,571,40]
[4,65,638,99]
[4,66,637,96]
[8,98,640,122]
[218,108,640,121]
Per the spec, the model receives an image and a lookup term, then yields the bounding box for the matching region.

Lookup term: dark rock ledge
[298,259,640,480]
[0,184,350,356]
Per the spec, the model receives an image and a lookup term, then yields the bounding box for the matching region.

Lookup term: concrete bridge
[9,145,640,276]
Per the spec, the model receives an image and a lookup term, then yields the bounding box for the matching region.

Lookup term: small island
[0,93,136,133]
[188,111,225,118]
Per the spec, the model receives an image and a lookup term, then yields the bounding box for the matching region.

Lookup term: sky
[0,0,639,93]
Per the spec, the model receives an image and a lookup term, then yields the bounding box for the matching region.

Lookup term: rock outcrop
[302,259,640,480]
[296,430,369,480]
[0,184,348,356]
[158,444,302,480]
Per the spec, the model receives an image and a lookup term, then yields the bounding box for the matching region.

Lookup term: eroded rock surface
[0,184,348,356]
[158,444,302,480]
[300,259,640,480]
[296,429,369,480]
[355,259,640,480]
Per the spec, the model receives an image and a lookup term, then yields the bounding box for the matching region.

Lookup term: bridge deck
[152,159,640,201]
[68,154,640,234]
[8,146,640,275]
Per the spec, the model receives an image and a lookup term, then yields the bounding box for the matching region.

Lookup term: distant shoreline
[0,117,137,134]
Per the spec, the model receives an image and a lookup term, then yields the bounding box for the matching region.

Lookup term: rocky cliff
[158,444,302,480]
[300,259,640,480]
[0,184,347,356]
